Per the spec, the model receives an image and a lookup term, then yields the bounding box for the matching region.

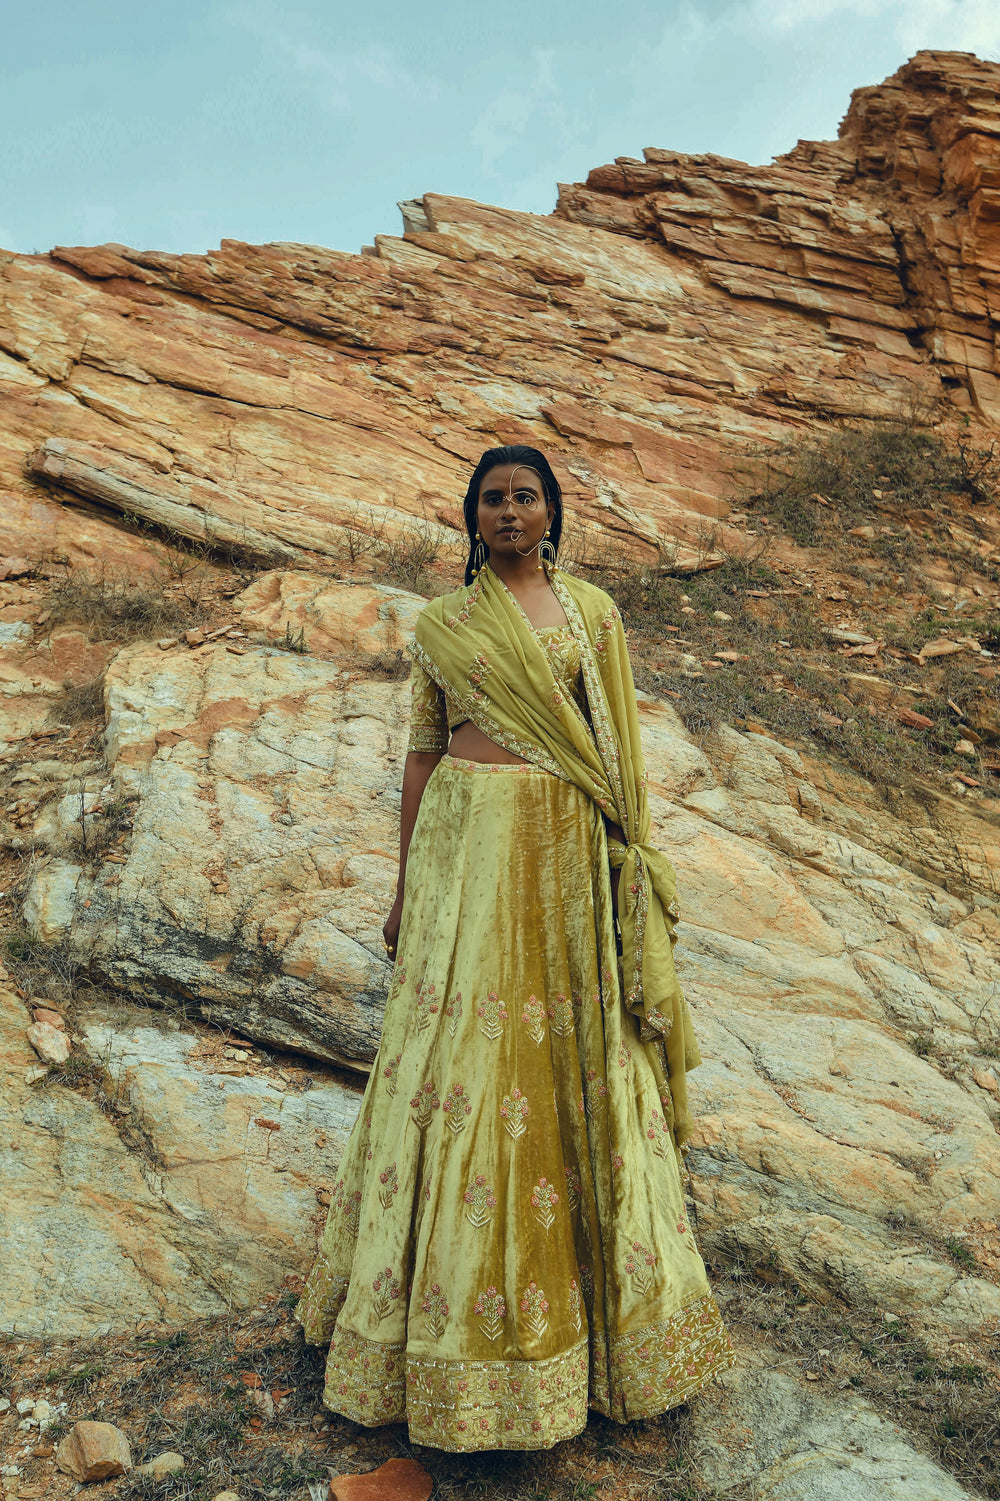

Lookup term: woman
[296,445,733,1451]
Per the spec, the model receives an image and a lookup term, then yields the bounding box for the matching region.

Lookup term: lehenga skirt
[296,755,733,1451]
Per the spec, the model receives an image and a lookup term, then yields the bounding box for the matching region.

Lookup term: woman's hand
[383,894,404,960]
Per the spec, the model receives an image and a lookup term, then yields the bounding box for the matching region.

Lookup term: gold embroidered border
[408,724,449,753]
[314,1291,733,1449]
[591,1291,735,1422]
[552,576,629,823]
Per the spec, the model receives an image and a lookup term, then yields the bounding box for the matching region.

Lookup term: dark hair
[461,445,563,586]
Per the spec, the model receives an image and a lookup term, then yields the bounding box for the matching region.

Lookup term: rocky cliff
[2,49,1000,1501]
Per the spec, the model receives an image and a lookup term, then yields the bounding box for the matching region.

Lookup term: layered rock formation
[1,52,999,1438]
[2,52,1000,591]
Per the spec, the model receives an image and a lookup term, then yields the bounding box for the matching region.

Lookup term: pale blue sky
[2,0,998,256]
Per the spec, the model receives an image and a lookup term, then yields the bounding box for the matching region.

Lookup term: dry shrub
[740,419,997,551]
[45,566,206,643]
[59,674,106,723]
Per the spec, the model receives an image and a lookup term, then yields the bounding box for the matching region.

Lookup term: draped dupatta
[412,566,702,1151]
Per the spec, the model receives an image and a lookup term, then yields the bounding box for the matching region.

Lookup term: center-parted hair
[461,445,563,586]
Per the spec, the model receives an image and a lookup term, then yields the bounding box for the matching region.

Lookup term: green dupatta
[412,564,702,1151]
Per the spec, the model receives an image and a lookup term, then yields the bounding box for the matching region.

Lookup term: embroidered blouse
[407,625,586,753]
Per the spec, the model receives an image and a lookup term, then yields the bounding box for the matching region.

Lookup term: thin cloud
[896,0,1000,57]
[472,49,581,176]
[675,0,999,53]
[225,2,438,111]
[732,0,1000,52]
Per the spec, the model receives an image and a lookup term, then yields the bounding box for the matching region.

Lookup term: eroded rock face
[0,983,362,1337]
[11,585,1000,1342]
[3,53,1000,583]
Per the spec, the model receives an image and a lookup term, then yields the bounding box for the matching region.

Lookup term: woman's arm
[382,749,443,955]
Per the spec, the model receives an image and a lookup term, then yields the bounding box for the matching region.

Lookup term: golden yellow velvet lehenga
[296,567,733,1451]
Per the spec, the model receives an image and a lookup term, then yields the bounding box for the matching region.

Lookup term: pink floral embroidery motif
[475,1285,506,1341]
[547,992,577,1037]
[421,1283,449,1339]
[442,1082,472,1134]
[611,1150,625,1171]
[467,651,492,689]
[413,979,439,1033]
[477,990,508,1041]
[564,1165,582,1212]
[568,1278,583,1335]
[530,1177,559,1230]
[446,990,463,1037]
[464,1173,497,1228]
[677,1219,689,1236]
[500,1087,529,1140]
[520,1281,549,1339]
[521,994,546,1046]
[378,1162,398,1210]
[371,1266,400,1323]
[647,1108,671,1159]
[342,1188,362,1236]
[382,1052,402,1098]
[446,574,483,631]
[410,1080,440,1130]
[625,1240,657,1296]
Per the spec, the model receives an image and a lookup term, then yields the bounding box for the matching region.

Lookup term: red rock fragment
[32,1006,66,1029]
[330,1457,434,1501]
[898,708,934,730]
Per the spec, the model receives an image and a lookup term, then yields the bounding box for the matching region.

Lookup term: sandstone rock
[25,1020,70,1065]
[54,1420,132,1482]
[330,1458,433,1501]
[235,572,425,660]
[3,57,1000,598]
[136,1451,185,1478]
[211,1493,243,1501]
[30,628,412,1069]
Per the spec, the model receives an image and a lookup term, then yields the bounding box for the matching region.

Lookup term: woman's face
[476,463,553,561]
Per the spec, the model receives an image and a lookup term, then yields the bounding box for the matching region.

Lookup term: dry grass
[564,547,998,798]
[4,1277,996,1500]
[1,1297,706,1501]
[57,675,106,724]
[738,419,999,552]
[340,510,463,597]
[44,566,210,645]
[3,925,112,1017]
